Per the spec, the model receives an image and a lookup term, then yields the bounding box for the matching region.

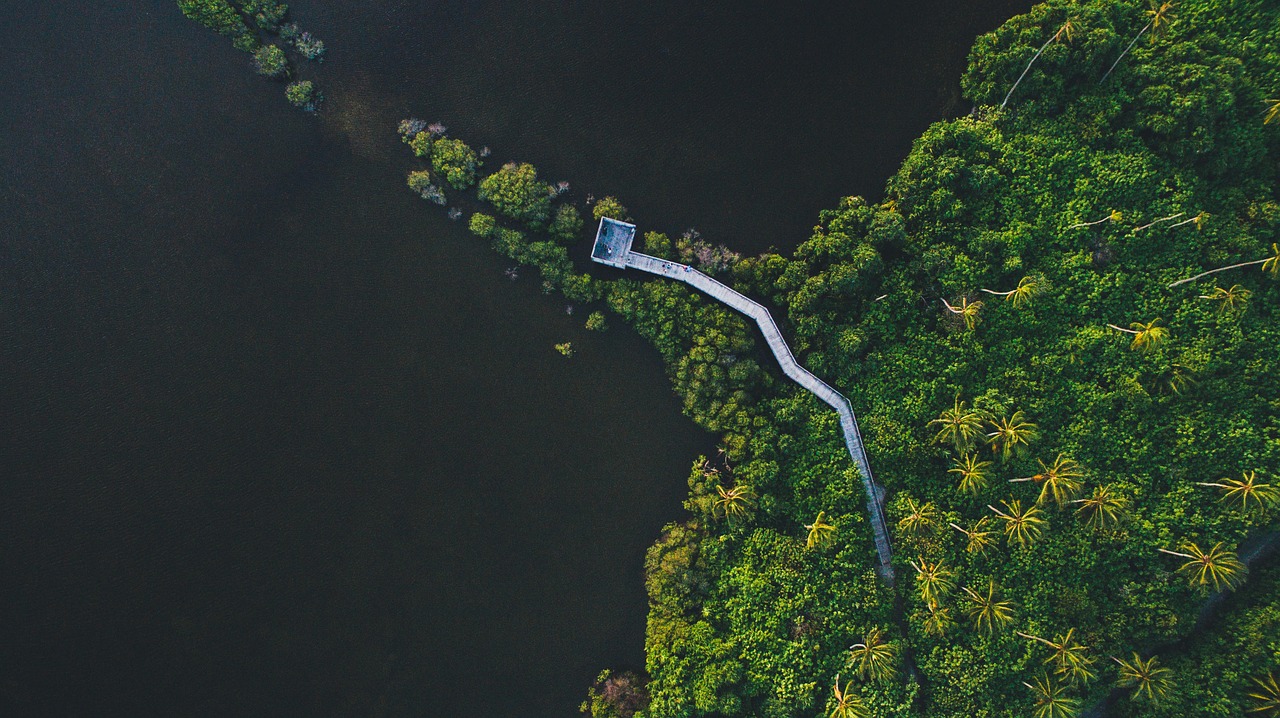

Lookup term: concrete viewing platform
[591,217,636,269]
[591,219,895,583]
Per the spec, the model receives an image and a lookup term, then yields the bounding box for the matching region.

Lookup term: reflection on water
[322,70,396,160]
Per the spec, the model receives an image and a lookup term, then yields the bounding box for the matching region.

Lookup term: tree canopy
[477,162,553,227]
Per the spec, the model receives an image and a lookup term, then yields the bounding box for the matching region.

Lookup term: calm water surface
[0,0,1027,715]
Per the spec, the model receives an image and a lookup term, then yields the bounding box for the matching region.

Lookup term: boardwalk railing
[618,251,895,583]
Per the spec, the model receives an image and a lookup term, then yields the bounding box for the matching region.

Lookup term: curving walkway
[613,249,895,583]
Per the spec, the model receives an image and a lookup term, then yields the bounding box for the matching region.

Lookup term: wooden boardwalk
[619,251,895,583]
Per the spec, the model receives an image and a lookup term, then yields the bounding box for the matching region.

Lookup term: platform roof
[590,217,636,269]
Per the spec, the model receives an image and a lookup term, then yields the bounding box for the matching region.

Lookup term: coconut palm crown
[805,511,838,550]
[928,396,987,452]
[950,453,993,495]
[1024,672,1081,718]
[1011,454,1085,507]
[713,483,757,520]
[987,411,1039,460]
[1072,485,1129,530]
[848,627,897,682]
[1196,471,1279,512]
[1249,671,1280,717]
[1158,541,1246,592]
[1114,652,1173,703]
[990,499,1047,547]
[909,556,956,607]
[961,580,1016,634]
[951,517,997,555]
[897,497,940,537]
[828,676,868,718]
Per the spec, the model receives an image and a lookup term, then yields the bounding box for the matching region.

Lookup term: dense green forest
[177,0,1280,715]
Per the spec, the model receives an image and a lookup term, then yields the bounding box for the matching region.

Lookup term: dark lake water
[0,0,1028,715]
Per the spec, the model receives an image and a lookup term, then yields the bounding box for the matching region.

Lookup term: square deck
[591,217,637,269]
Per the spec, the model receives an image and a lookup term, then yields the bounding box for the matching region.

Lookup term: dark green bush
[284,80,314,108]
[477,162,552,228]
[176,0,247,36]
[592,195,629,222]
[548,203,584,244]
[252,44,288,78]
[430,138,480,190]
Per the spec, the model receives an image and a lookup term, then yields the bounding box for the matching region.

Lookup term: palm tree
[1196,471,1279,512]
[1147,2,1179,38]
[1010,454,1085,507]
[1249,671,1280,717]
[1114,653,1173,703]
[950,517,997,555]
[950,453,993,495]
[929,396,987,452]
[922,603,954,637]
[987,411,1039,460]
[909,556,956,607]
[981,274,1046,308]
[1168,242,1280,287]
[1002,19,1077,108]
[1155,363,1197,395]
[1107,318,1169,351]
[828,676,869,718]
[848,627,897,682]
[1199,284,1251,314]
[1100,1,1177,84]
[1067,209,1122,230]
[897,497,939,537]
[989,500,1047,547]
[1019,628,1097,684]
[713,484,756,520]
[805,511,837,550]
[1158,541,1246,592]
[1024,673,1081,718]
[1266,99,1280,125]
[942,296,984,330]
[961,580,1016,634]
[1071,485,1128,530]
